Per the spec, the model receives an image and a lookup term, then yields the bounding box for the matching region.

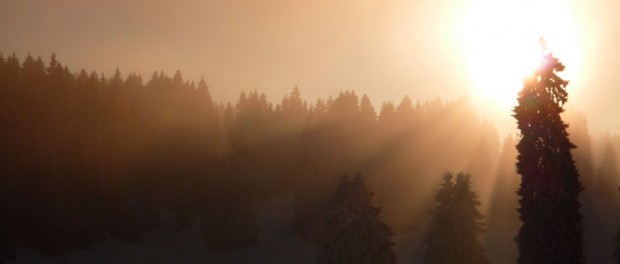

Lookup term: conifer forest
[0,51,618,264]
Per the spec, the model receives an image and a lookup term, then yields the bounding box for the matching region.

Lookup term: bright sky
[1,0,618,136]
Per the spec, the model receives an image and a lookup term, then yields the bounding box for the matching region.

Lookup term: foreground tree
[513,41,584,264]
[315,174,395,264]
[422,172,488,264]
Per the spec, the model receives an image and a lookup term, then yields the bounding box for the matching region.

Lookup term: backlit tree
[513,40,584,264]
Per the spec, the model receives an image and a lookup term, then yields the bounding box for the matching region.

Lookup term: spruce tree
[513,41,584,264]
[315,174,395,264]
[422,172,488,264]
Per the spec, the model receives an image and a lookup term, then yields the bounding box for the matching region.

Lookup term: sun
[461,0,582,109]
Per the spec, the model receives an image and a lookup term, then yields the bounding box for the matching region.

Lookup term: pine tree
[422,173,455,264]
[513,40,584,264]
[359,94,376,127]
[422,172,488,264]
[280,85,306,133]
[315,174,395,264]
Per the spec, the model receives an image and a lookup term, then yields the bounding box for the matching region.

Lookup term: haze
[2,0,618,135]
[3,0,620,263]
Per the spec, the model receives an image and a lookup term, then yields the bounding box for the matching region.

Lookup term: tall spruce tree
[422,172,488,264]
[315,174,395,264]
[513,40,584,264]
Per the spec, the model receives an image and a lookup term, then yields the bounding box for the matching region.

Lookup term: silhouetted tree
[294,91,363,240]
[270,86,308,194]
[315,174,395,264]
[422,172,488,264]
[102,69,142,243]
[513,42,584,264]
[0,53,506,261]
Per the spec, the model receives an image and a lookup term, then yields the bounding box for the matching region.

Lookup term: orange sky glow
[0,0,618,136]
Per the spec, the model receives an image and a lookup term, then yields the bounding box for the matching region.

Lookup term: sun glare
[462,0,582,108]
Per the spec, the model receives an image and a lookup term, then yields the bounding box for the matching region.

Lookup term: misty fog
[0,54,618,263]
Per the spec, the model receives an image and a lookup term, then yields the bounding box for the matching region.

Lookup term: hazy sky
[1,0,618,136]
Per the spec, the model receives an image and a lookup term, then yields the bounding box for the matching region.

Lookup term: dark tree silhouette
[315,174,395,264]
[422,172,488,264]
[422,173,455,264]
[513,42,584,264]
[0,53,507,260]
[294,91,366,240]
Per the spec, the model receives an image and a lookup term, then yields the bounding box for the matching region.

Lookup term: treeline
[0,54,618,263]
[0,54,499,259]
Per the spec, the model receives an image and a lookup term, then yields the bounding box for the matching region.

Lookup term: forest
[0,53,619,263]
